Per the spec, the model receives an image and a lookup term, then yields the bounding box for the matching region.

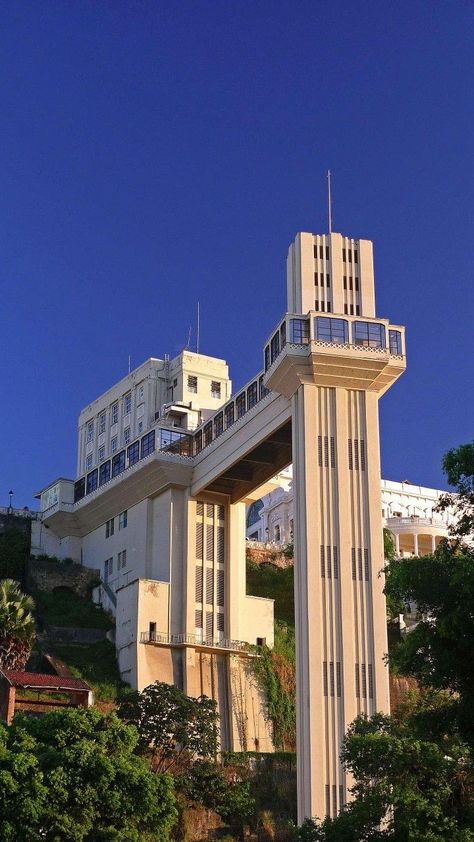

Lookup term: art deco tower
[266,231,406,821]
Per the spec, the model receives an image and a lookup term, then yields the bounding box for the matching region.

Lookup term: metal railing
[386,516,447,528]
[140,631,256,653]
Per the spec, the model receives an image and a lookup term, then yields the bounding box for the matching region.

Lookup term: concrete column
[413,533,419,556]
[431,534,436,554]
[395,533,400,557]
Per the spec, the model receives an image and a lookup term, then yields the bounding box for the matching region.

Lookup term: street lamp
[8,490,13,510]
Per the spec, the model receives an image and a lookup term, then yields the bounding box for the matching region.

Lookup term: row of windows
[318,435,336,469]
[194,376,268,454]
[325,785,345,818]
[315,301,332,312]
[343,276,359,291]
[187,376,222,398]
[323,660,342,697]
[314,245,330,260]
[85,425,143,472]
[76,427,193,502]
[315,273,330,286]
[323,662,373,699]
[195,565,225,606]
[344,304,361,316]
[105,511,127,538]
[342,248,358,264]
[355,663,374,698]
[195,609,225,634]
[85,390,143,442]
[104,549,127,579]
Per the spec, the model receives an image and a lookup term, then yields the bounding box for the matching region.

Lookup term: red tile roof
[0,670,91,692]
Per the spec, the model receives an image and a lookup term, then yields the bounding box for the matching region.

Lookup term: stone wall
[246,546,293,569]
[27,559,100,598]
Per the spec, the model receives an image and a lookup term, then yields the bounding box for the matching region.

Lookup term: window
[204,422,213,446]
[119,510,128,530]
[149,621,156,641]
[98,445,106,462]
[85,453,93,471]
[356,304,360,315]
[355,277,359,291]
[326,274,330,286]
[342,248,346,262]
[99,413,106,434]
[211,381,221,399]
[270,332,280,363]
[112,450,125,477]
[214,412,224,437]
[290,318,310,344]
[123,393,132,416]
[141,430,155,458]
[343,276,347,289]
[138,420,143,434]
[274,524,281,542]
[188,375,198,393]
[280,321,286,347]
[194,430,203,454]
[236,392,246,418]
[259,375,269,400]
[111,403,119,425]
[86,421,94,443]
[99,461,111,486]
[138,385,144,401]
[118,549,127,569]
[127,440,140,466]
[389,330,402,355]
[247,381,258,409]
[264,345,270,371]
[354,250,358,264]
[104,557,113,580]
[123,427,131,445]
[353,321,386,349]
[111,436,118,454]
[224,403,235,428]
[105,518,114,538]
[173,378,177,387]
[348,250,352,263]
[86,470,98,494]
[315,317,349,344]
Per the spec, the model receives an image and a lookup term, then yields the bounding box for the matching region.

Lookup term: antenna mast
[327,169,332,235]
[196,302,200,354]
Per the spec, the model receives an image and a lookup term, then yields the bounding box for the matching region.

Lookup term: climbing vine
[252,622,296,750]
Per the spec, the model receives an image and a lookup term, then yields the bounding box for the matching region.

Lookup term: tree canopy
[0,578,35,670]
[0,707,176,841]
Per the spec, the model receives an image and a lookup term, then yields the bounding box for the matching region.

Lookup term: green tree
[0,528,30,581]
[117,680,218,772]
[0,707,176,841]
[0,579,35,670]
[437,441,474,539]
[296,695,474,841]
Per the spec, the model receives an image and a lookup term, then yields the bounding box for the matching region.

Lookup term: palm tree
[0,580,36,670]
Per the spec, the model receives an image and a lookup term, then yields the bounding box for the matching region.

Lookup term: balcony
[140,631,258,656]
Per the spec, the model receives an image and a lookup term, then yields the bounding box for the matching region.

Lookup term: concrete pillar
[395,533,400,557]
[431,534,436,554]
[413,533,419,556]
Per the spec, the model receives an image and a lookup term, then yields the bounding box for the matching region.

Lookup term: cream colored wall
[240,596,274,649]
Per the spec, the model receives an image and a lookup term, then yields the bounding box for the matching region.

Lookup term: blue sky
[1,0,473,508]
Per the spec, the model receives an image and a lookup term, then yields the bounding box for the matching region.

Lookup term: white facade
[246,471,454,557]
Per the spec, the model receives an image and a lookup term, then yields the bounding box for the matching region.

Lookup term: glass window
[98,445,106,462]
[236,393,246,418]
[111,436,118,454]
[315,317,349,344]
[188,375,198,393]
[224,403,235,428]
[86,421,94,443]
[259,375,269,400]
[86,470,98,494]
[280,321,286,348]
[211,381,221,399]
[353,321,386,349]
[127,440,140,466]
[138,420,143,434]
[106,518,114,538]
[111,403,119,425]
[141,430,155,458]
[123,427,131,445]
[270,332,280,363]
[247,382,258,409]
[194,430,203,454]
[99,461,111,486]
[112,451,126,477]
[214,412,224,437]
[99,413,106,434]
[204,422,213,446]
[74,477,85,503]
[119,510,128,529]
[290,318,310,344]
[264,345,270,372]
[123,393,132,415]
[118,549,127,569]
[85,453,93,471]
[389,330,402,355]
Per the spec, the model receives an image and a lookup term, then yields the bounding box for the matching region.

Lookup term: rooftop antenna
[196,301,200,354]
[185,325,192,350]
[327,169,333,235]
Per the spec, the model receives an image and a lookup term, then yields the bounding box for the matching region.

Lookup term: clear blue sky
[1,0,473,508]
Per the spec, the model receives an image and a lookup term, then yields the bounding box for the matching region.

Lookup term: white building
[247,470,454,557]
